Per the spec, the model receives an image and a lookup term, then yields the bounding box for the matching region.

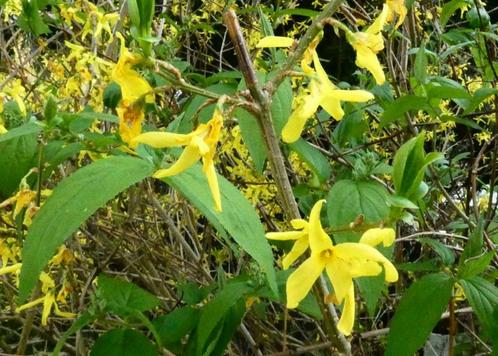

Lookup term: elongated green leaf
[381,96,429,127]
[19,156,153,301]
[97,275,160,316]
[235,108,267,173]
[419,238,455,266]
[414,44,428,84]
[459,277,498,331]
[440,0,468,27]
[0,129,38,199]
[385,273,454,356]
[458,251,494,279]
[90,329,156,356]
[164,165,278,295]
[153,306,199,351]
[0,122,41,143]
[196,281,252,355]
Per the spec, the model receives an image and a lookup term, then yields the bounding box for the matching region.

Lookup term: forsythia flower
[112,33,154,145]
[266,219,310,269]
[256,35,374,143]
[386,0,408,29]
[81,1,119,44]
[132,107,224,212]
[281,200,398,335]
[346,4,389,85]
[16,272,75,326]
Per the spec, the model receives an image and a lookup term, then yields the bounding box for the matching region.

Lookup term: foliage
[0,0,497,355]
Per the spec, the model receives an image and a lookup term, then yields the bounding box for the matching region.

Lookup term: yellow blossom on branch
[281,200,398,335]
[386,0,408,29]
[111,33,154,145]
[266,219,310,269]
[345,4,389,85]
[132,105,225,212]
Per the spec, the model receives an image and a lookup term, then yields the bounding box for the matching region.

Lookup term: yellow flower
[285,200,398,335]
[386,0,408,29]
[112,33,154,145]
[0,187,36,219]
[359,227,395,247]
[0,262,21,276]
[81,1,119,44]
[347,4,389,85]
[16,272,76,326]
[266,219,310,269]
[282,50,374,143]
[132,107,224,212]
[3,79,26,115]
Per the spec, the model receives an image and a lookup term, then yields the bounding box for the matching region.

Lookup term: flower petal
[203,159,222,212]
[290,219,308,230]
[366,4,389,35]
[282,237,309,270]
[256,36,294,48]
[42,292,55,326]
[131,131,190,148]
[337,284,355,336]
[359,228,395,247]
[266,231,307,241]
[355,46,386,85]
[286,255,324,308]
[320,96,344,120]
[334,243,398,282]
[153,144,201,178]
[308,200,333,253]
[326,89,374,102]
[282,93,321,143]
[325,258,353,303]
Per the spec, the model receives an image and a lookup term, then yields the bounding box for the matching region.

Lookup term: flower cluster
[267,200,398,335]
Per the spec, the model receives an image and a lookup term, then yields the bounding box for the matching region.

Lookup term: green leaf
[440,0,469,27]
[207,299,246,356]
[414,44,428,84]
[385,273,454,356]
[164,165,278,295]
[90,329,157,356]
[103,82,122,110]
[392,134,442,199]
[419,238,455,266]
[327,179,390,314]
[459,277,498,334]
[18,0,50,37]
[327,180,390,237]
[462,87,498,115]
[458,251,494,279]
[440,115,483,131]
[387,195,419,209]
[97,275,160,315]
[0,126,39,199]
[0,121,41,144]
[181,84,236,133]
[460,220,484,263]
[19,156,153,301]
[235,108,267,173]
[381,96,430,127]
[270,76,292,135]
[153,306,199,351]
[196,281,252,355]
[43,97,57,122]
[427,84,470,99]
[289,139,331,182]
